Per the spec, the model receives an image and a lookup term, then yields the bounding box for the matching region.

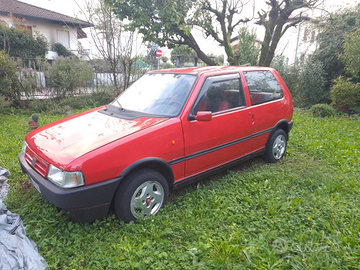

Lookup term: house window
[18,25,32,34]
[57,30,70,48]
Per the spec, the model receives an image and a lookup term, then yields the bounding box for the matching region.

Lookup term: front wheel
[264,129,287,163]
[113,169,169,223]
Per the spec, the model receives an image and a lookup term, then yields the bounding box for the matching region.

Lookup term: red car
[19,66,293,222]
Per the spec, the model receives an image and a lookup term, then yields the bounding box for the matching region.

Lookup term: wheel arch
[270,119,292,141]
[118,157,175,190]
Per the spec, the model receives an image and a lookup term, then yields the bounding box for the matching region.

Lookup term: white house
[0,0,93,60]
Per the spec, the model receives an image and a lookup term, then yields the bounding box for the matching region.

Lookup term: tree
[145,42,160,69]
[312,6,360,89]
[208,53,224,66]
[329,14,360,110]
[236,27,260,65]
[330,76,360,109]
[170,45,196,67]
[106,0,254,66]
[270,56,300,101]
[77,0,143,93]
[297,58,327,107]
[341,28,360,78]
[0,50,21,106]
[257,0,323,67]
[89,58,112,72]
[49,57,94,98]
[193,0,254,65]
[0,20,48,59]
[170,45,223,67]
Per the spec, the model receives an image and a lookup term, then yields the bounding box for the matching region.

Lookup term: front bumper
[18,153,121,222]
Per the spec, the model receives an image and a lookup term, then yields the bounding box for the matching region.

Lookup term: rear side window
[243,71,284,105]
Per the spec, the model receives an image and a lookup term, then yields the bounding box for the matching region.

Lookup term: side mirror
[190,111,212,121]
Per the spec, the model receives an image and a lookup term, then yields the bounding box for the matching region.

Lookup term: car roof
[149,66,275,76]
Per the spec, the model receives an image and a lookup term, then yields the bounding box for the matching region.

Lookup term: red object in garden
[19,66,293,223]
[28,120,38,129]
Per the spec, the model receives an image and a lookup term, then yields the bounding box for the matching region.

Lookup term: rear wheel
[114,169,169,223]
[264,129,287,163]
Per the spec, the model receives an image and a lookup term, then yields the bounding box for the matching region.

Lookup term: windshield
[111,73,196,116]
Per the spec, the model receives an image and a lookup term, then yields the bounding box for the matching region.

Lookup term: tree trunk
[258,34,271,66]
[258,0,308,67]
[224,41,237,66]
[183,33,218,66]
[260,23,285,67]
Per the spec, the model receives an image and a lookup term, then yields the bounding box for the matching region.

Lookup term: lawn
[0,110,359,269]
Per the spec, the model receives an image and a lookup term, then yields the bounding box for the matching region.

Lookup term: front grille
[24,147,49,178]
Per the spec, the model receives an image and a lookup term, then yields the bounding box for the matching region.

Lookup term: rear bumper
[287,120,294,140]
[288,120,294,133]
[18,153,121,222]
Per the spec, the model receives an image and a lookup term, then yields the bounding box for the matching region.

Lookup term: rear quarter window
[243,70,284,106]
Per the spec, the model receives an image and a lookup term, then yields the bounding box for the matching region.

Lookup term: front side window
[194,77,245,114]
[112,73,196,116]
[243,71,284,105]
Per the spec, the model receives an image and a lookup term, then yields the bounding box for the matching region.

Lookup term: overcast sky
[19,0,360,18]
[18,0,360,58]
[20,0,85,18]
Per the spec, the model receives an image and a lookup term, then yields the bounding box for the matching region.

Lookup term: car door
[181,73,254,181]
[242,70,286,152]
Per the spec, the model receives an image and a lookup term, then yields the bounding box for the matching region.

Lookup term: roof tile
[0,0,92,28]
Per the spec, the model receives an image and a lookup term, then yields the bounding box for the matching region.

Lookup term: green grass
[1,110,359,269]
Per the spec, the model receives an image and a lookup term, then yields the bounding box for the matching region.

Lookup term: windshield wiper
[115,100,126,112]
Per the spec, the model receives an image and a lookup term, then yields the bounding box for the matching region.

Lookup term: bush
[27,91,115,114]
[271,56,301,105]
[0,96,12,114]
[58,91,115,110]
[53,43,75,57]
[14,58,51,100]
[0,51,22,106]
[87,90,116,106]
[49,57,94,98]
[297,59,327,107]
[330,76,360,109]
[271,57,327,108]
[0,23,48,59]
[237,27,260,66]
[27,99,60,113]
[309,103,336,117]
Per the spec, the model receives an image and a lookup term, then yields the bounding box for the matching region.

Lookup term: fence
[12,57,144,100]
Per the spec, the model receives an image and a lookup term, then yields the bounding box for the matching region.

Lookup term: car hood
[26,110,167,166]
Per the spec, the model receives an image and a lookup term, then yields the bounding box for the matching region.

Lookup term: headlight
[47,164,85,188]
[21,141,27,154]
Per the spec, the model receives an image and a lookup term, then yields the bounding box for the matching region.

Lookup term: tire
[264,129,287,163]
[113,169,169,223]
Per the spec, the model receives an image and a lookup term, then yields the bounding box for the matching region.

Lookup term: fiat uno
[19,66,293,222]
